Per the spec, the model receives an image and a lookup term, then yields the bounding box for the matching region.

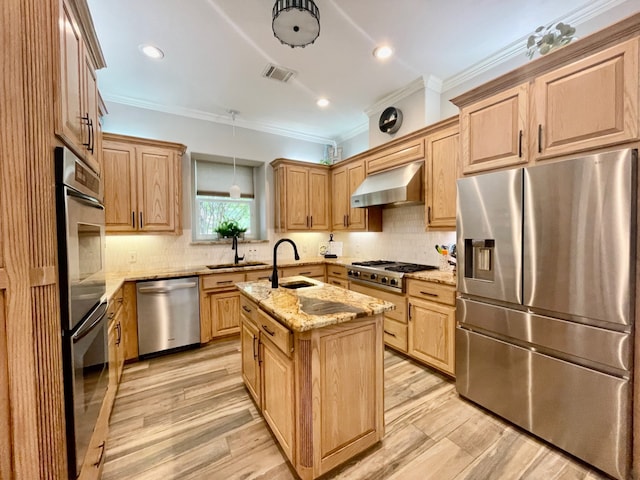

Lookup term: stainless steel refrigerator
[456,149,636,480]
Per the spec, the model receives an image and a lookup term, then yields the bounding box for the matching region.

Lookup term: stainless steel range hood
[351,161,423,208]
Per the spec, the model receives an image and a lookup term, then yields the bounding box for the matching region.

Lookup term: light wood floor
[103,338,610,480]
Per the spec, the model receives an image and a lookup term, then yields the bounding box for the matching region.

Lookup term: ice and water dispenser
[464,239,495,282]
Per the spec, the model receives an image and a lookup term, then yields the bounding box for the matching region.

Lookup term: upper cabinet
[102,133,186,234]
[57,0,106,175]
[533,39,638,160]
[364,137,425,174]
[460,84,529,174]
[453,23,640,175]
[272,159,330,232]
[331,159,382,232]
[425,120,459,230]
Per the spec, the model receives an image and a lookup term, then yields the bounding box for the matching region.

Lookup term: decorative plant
[215,219,247,238]
[526,22,576,59]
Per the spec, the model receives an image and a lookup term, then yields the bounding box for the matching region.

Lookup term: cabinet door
[137,147,176,232]
[81,51,100,174]
[426,126,459,229]
[58,0,83,149]
[408,297,455,375]
[103,142,137,232]
[285,165,310,230]
[240,317,261,407]
[309,169,330,230]
[461,83,528,174]
[330,165,348,230]
[261,337,295,462]
[211,291,241,338]
[533,38,639,160]
[274,165,286,232]
[347,162,366,229]
[107,319,118,392]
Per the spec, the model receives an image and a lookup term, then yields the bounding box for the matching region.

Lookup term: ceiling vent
[262,64,296,83]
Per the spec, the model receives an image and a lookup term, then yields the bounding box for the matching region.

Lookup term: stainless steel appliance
[136,277,200,357]
[347,260,438,293]
[456,149,636,480]
[55,146,108,479]
[351,161,423,208]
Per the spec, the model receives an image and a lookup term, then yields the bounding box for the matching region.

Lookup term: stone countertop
[236,276,395,332]
[105,257,457,301]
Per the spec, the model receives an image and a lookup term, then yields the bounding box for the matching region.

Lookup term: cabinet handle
[298,271,312,275]
[252,335,258,359]
[258,340,263,366]
[518,129,523,158]
[132,211,136,229]
[343,215,347,227]
[384,330,397,338]
[408,303,412,320]
[346,214,349,226]
[310,216,313,228]
[537,124,543,153]
[427,206,431,224]
[87,118,94,153]
[81,114,91,150]
[139,212,143,229]
[216,280,234,285]
[116,322,122,345]
[331,280,341,285]
[94,441,106,467]
[262,324,276,336]
[420,290,438,297]
[242,305,252,313]
[117,297,123,304]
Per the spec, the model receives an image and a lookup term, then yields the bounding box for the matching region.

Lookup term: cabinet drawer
[326,265,347,278]
[349,281,406,323]
[258,309,292,357]
[240,295,259,323]
[327,277,349,289]
[201,272,245,290]
[407,280,455,306]
[281,264,325,279]
[245,268,273,282]
[384,319,408,353]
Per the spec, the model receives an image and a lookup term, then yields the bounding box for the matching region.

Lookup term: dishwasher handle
[138,282,198,294]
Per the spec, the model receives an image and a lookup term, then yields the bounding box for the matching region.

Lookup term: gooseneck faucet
[232,235,244,264]
[271,238,300,288]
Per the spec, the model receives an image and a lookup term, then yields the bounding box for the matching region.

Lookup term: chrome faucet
[232,235,244,264]
[271,238,300,288]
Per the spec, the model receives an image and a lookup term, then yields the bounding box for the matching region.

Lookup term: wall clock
[379,106,403,134]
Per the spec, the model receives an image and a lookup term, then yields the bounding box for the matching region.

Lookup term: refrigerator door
[523,149,636,328]
[457,168,522,304]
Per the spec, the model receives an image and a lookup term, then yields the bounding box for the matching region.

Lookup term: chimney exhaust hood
[351,161,424,208]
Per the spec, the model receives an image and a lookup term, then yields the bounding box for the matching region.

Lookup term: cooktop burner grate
[385,264,439,273]
[352,260,394,267]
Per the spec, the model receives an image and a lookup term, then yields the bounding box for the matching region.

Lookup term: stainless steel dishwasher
[136,276,200,357]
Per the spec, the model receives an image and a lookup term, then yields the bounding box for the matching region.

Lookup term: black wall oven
[55,147,107,478]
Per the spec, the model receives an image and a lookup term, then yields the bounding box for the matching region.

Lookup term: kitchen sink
[279,280,316,289]
[206,261,268,270]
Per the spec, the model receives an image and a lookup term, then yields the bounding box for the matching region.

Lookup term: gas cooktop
[348,260,438,292]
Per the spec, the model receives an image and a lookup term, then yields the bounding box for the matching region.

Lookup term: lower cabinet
[200,272,245,342]
[239,294,384,480]
[407,279,456,376]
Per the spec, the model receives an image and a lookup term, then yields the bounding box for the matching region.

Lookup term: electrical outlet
[128,251,137,263]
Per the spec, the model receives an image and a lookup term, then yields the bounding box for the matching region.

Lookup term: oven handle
[66,188,104,210]
[72,302,108,344]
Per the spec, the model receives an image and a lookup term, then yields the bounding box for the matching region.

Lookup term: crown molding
[102,93,337,145]
[363,77,426,116]
[335,121,369,144]
[441,0,631,92]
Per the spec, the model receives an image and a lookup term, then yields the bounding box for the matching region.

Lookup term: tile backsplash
[105,204,455,272]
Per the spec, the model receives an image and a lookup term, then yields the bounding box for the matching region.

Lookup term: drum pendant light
[272,0,320,48]
[229,111,241,199]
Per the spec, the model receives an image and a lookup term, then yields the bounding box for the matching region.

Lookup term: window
[193,158,258,241]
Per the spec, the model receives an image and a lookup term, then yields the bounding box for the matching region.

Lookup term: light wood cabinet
[533,38,639,160]
[330,160,382,231]
[460,83,529,174]
[425,123,459,230]
[272,159,330,232]
[57,0,104,174]
[102,133,186,234]
[281,263,325,281]
[326,264,349,289]
[364,136,425,174]
[199,272,245,343]
[407,279,456,376]
[239,293,384,479]
[107,288,125,390]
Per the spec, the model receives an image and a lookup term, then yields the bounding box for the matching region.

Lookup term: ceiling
[87,0,637,144]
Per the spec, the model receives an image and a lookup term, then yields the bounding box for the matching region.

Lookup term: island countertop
[236,276,395,332]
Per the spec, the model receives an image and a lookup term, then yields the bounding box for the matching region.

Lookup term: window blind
[195,160,254,198]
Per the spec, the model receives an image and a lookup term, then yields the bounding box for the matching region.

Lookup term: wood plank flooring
[103,338,611,480]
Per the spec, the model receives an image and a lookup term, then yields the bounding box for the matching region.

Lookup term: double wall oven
[55,147,107,479]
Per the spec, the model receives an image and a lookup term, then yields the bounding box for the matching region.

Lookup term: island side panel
[310,314,384,477]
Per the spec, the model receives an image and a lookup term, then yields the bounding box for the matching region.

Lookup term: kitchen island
[236,276,394,480]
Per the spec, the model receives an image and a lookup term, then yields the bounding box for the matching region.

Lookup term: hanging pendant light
[229,111,241,199]
[272,0,320,48]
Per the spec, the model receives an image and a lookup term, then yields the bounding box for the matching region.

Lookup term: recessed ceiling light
[139,44,165,60]
[317,98,330,108]
[373,45,393,60]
